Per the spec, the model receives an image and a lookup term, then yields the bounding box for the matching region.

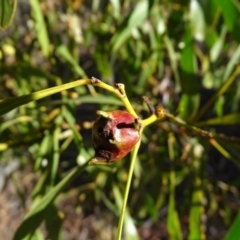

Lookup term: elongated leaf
[29,0,50,56]
[178,29,199,121]
[45,205,63,240]
[62,105,82,146]
[225,212,240,240]
[210,26,227,63]
[180,29,197,94]
[196,113,240,126]
[194,64,240,121]
[56,45,87,78]
[39,94,123,107]
[13,163,88,240]
[32,170,49,198]
[51,126,61,185]
[189,0,205,41]
[144,194,157,221]
[163,35,181,91]
[0,116,32,132]
[0,0,16,29]
[188,178,204,240]
[35,131,53,170]
[223,44,240,81]
[178,93,200,121]
[198,0,218,25]
[216,0,239,31]
[111,0,149,52]
[109,0,121,19]
[0,79,90,117]
[167,171,182,240]
[0,64,59,84]
[209,139,240,167]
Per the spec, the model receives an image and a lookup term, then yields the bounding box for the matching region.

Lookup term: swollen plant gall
[90,110,141,165]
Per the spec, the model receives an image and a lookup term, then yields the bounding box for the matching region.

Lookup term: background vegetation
[1,0,240,239]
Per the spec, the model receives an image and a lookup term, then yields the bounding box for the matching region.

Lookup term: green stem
[142,114,158,127]
[165,113,240,144]
[116,139,141,240]
[92,80,138,117]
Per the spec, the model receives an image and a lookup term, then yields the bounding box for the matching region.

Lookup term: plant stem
[142,114,158,127]
[91,79,138,117]
[116,140,141,240]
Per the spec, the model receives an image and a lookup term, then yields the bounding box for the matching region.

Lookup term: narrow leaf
[167,171,182,240]
[216,0,239,31]
[188,178,204,240]
[56,45,87,78]
[193,64,240,121]
[209,139,240,167]
[13,163,87,240]
[111,0,149,52]
[189,0,205,41]
[196,113,240,126]
[225,212,240,240]
[0,0,16,29]
[0,79,90,117]
[29,0,50,56]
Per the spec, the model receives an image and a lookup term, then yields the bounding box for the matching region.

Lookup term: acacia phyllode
[90,110,141,165]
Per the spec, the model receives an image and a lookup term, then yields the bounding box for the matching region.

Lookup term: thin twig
[165,113,240,145]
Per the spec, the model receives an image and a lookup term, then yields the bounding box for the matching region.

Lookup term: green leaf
[0,79,89,117]
[62,105,82,146]
[189,0,205,41]
[35,131,53,170]
[51,126,61,185]
[144,194,158,221]
[13,163,87,240]
[225,212,240,240]
[216,0,239,31]
[209,139,240,167]
[0,0,16,29]
[111,0,149,52]
[163,35,181,92]
[180,30,198,94]
[193,64,240,121]
[136,52,158,94]
[178,28,200,121]
[210,26,227,63]
[32,170,49,198]
[198,0,218,25]
[196,113,240,126]
[188,178,204,240]
[223,44,240,81]
[167,171,182,240]
[45,205,63,240]
[38,94,123,108]
[109,0,121,19]
[178,93,200,121]
[56,45,87,78]
[0,115,32,133]
[29,0,50,57]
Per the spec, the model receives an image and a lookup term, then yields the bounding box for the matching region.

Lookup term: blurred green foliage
[1,0,240,239]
